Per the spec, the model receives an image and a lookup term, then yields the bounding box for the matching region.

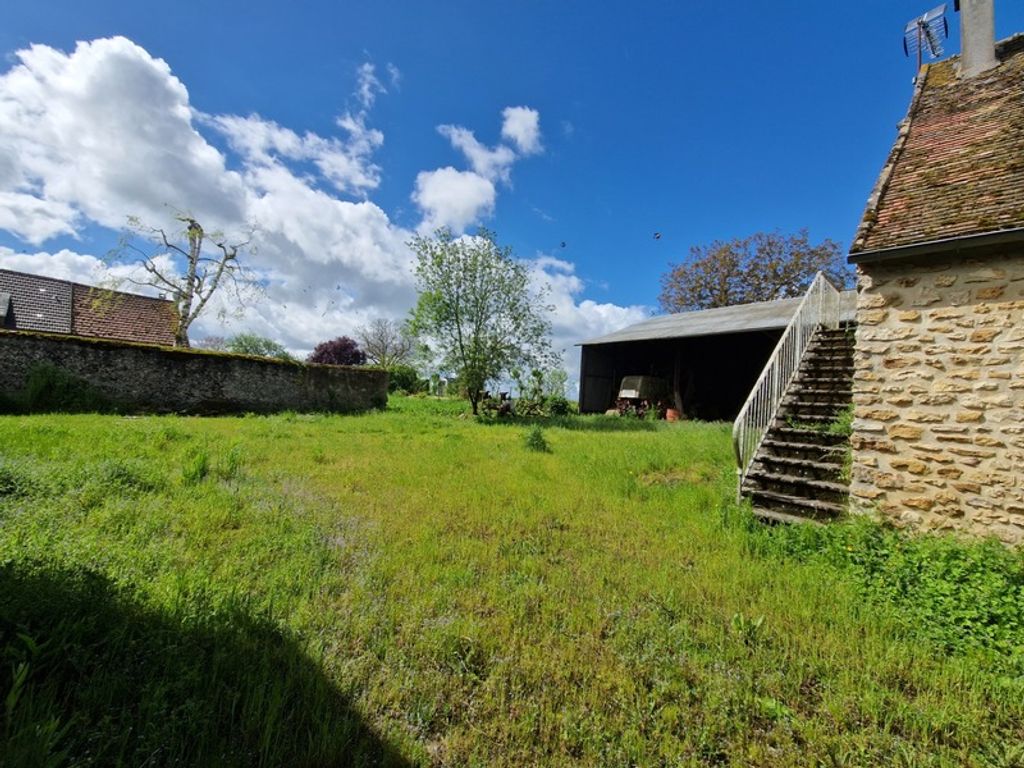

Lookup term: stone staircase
[741,327,854,524]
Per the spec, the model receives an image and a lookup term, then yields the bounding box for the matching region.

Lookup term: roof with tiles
[850,34,1024,256]
[0,269,175,346]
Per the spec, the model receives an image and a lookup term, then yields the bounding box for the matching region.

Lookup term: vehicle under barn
[578,292,857,420]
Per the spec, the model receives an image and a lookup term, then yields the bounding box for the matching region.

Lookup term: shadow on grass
[0,562,411,768]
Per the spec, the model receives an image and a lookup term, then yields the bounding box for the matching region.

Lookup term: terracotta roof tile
[850,34,1024,254]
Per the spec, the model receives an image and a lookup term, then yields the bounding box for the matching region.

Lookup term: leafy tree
[226,333,295,361]
[356,318,415,368]
[408,228,553,415]
[117,214,259,347]
[387,364,427,393]
[307,336,366,366]
[658,229,851,313]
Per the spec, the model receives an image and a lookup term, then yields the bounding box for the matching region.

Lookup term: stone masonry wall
[0,330,387,414]
[850,250,1024,545]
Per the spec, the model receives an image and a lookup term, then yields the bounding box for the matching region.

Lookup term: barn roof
[580,290,857,346]
[849,34,1024,262]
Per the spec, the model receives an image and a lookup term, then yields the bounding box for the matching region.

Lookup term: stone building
[847,4,1024,543]
[0,268,177,347]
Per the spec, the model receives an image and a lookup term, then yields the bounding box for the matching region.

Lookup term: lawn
[1,397,1023,767]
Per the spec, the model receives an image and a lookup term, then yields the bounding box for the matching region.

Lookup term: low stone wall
[0,330,387,414]
[850,250,1024,545]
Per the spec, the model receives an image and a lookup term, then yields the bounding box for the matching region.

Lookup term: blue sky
[2,1,1023,375]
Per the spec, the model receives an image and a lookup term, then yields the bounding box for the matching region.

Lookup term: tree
[355,318,414,368]
[226,333,295,361]
[307,336,366,366]
[117,214,258,347]
[408,228,553,415]
[658,229,851,313]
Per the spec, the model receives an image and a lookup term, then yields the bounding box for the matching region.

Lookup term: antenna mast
[903,4,950,69]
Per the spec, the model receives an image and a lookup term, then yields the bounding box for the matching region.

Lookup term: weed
[524,425,550,452]
[180,447,210,485]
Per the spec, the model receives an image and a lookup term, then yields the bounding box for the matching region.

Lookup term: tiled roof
[0,269,175,346]
[72,284,177,346]
[0,270,73,334]
[850,34,1024,255]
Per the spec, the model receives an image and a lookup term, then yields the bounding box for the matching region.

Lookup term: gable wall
[850,250,1024,545]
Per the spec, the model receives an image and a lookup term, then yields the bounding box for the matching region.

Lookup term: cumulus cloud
[527,255,648,389]
[415,106,544,233]
[0,37,247,241]
[412,167,496,234]
[436,125,516,183]
[0,36,638,373]
[502,106,542,155]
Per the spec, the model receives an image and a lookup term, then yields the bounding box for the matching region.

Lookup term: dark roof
[849,34,1024,260]
[0,270,73,334]
[0,268,175,346]
[580,291,857,346]
[0,293,9,320]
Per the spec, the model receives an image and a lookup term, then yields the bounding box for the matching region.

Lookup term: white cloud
[355,62,385,109]
[502,106,542,155]
[209,111,383,195]
[527,255,648,389]
[0,37,640,380]
[0,37,247,241]
[437,124,516,183]
[416,105,543,232]
[412,167,496,233]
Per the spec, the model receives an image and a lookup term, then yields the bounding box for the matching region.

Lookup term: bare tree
[355,318,414,368]
[117,215,259,347]
[658,229,851,313]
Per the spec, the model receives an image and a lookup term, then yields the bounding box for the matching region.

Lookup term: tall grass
[0,398,1022,766]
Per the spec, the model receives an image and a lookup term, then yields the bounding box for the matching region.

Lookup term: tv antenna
[903,4,949,68]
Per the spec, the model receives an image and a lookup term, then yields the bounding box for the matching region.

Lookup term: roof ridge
[848,65,931,254]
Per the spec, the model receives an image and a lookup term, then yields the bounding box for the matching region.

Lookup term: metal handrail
[732,272,842,496]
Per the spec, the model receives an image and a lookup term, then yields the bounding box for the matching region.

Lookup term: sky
[2,1,1023,388]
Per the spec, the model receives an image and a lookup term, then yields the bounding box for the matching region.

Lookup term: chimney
[959,0,998,77]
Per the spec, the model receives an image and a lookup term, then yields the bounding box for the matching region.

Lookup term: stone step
[760,438,847,461]
[745,488,847,519]
[753,454,845,479]
[745,469,848,500]
[786,386,853,398]
[780,399,848,412]
[769,425,848,445]
[752,507,826,526]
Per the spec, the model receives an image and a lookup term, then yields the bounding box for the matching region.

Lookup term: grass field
[2,396,1024,767]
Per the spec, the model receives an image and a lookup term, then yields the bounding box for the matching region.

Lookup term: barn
[578,291,857,420]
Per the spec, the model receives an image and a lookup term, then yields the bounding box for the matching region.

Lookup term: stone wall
[0,330,387,415]
[850,250,1024,545]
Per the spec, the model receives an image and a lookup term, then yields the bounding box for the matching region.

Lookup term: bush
[387,364,427,394]
[525,426,550,452]
[225,333,295,361]
[547,396,571,416]
[307,336,366,366]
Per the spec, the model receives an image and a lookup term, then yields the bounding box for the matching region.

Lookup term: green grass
[1,396,1023,766]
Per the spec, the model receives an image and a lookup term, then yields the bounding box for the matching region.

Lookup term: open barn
[578,292,857,420]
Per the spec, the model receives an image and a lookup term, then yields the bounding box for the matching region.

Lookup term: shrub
[525,426,550,452]
[307,336,366,366]
[387,364,427,394]
[547,396,572,416]
[225,333,295,361]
